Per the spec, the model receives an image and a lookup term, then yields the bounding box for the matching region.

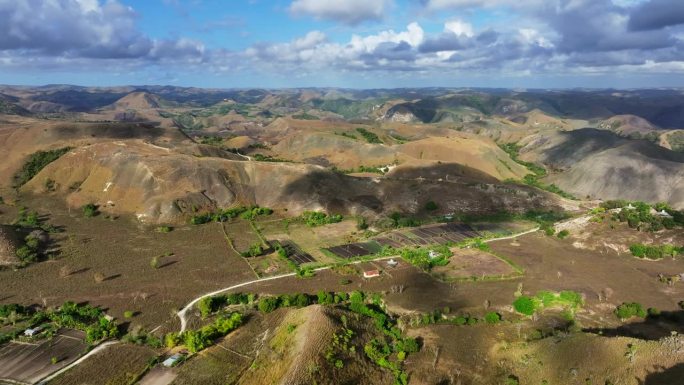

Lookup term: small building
[24,326,42,337]
[428,250,440,259]
[363,270,380,278]
[163,353,184,367]
[386,259,398,268]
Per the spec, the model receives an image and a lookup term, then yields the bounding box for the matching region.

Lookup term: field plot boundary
[326,223,482,259]
[0,329,89,385]
[277,240,316,266]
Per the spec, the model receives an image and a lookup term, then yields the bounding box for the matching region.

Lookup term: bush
[615,302,647,320]
[157,226,172,233]
[124,311,134,318]
[82,204,98,218]
[513,296,536,316]
[484,312,501,324]
[557,230,570,239]
[258,297,279,313]
[425,201,438,211]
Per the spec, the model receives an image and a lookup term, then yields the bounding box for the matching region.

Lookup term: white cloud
[289,0,392,25]
[0,0,203,61]
[444,20,474,37]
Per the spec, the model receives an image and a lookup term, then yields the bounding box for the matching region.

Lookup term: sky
[0,0,683,88]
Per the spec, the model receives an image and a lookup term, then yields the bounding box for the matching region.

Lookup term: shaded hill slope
[520,129,684,207]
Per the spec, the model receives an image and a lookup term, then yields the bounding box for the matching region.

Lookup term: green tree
[425,201,438,211]
[484,312,501,324]
[258,297,279,313]
[513,296,536,316]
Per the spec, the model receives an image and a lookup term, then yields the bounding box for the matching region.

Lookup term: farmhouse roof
[363,270,380,278]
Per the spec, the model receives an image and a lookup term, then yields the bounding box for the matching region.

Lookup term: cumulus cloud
[628,0,684,31]
[0,0,204,61]
[0,0,682,82]
[289,0,391,25]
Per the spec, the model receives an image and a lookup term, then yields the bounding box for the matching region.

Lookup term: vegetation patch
[14,147,72,187]
[629,243,682,260]
[165,312,243,353]
[301,211,343,227]
[0,301,118,345]
[602,200,684,231]
[356,127,383,144]
[500,143,576,199]
[399,245,451,271]
[614,302,647,320]
[513,290,584,316]
[190,205,273,225]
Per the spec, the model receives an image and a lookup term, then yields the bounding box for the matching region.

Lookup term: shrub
[258,297,279,313]
[82,204,98,218]
[157,226,172,233]
[513,296,536,316]
[557,230,570,239]
[150,256,160,269]
[484,312,502,324]
[16,245,38,264]
[124,311,134,318]
[425,201,438,211]
[615,302,647,320]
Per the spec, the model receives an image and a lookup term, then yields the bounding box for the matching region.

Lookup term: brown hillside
[397,135,529,180]
[107,92,161,110]
[520,129,684,208]
[20,140,568,223]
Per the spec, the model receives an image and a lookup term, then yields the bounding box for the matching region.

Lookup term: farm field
[0,329,87,384]
[430,247,519,281]
[325,222,484,259]
[49,343,156,385]
[0,196,256,332]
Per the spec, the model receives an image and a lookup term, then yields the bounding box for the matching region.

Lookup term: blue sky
[0,0,683,88]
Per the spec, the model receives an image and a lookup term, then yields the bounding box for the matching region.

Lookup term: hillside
[520,129,684,207]
[106,92,163,110]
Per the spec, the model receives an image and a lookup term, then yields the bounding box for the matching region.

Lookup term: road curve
[177,256,399,332]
